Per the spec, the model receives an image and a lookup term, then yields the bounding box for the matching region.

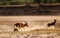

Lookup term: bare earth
[0,16,60,38]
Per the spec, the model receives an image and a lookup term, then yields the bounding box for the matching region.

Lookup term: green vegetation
[0,0,60,5]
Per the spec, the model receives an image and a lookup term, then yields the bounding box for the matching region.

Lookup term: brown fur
[14,22,29,28]
[47,19,56,27]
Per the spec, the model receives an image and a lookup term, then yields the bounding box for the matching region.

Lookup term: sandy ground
[0,16,59,31]
[0,16,60,38]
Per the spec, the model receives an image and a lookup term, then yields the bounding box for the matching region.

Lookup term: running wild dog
[47,19,56,27]
[14,21,29,31]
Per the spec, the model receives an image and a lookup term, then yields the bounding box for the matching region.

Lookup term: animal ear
[54,19,55,20]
